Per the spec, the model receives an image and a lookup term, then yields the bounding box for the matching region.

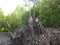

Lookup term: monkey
[33,17,42,36]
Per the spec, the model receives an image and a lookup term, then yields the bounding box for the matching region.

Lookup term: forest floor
[0,28,60,45]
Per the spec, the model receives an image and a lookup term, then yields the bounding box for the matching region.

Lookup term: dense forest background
[0,0,60,32]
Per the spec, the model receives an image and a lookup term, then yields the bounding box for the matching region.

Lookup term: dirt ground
[0,28,60,45]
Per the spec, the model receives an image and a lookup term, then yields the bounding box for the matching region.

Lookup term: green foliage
[38,0,60,27]
[0,0,60,32]
[0,8,8,32]
[0,6,28,32]
[30,0,60,27]
[6,6,28,30]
